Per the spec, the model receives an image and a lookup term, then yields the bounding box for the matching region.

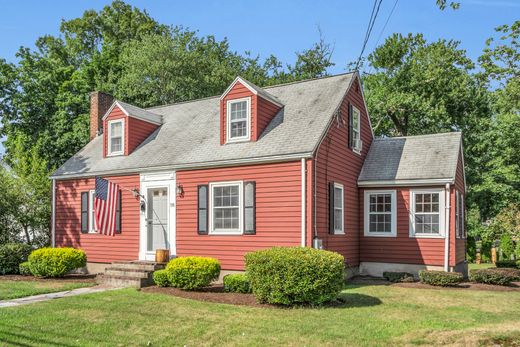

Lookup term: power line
[368,0,399,74]
[354,0,384,71]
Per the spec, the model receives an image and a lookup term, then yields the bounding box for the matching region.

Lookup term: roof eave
[357,178,455,187]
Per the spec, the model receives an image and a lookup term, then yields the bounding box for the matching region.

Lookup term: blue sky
[0,0,518,156]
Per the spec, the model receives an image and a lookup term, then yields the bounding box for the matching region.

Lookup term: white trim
[51,179,56,247]
[219,76,284,107]
[358,178,454,187]
[363,190,397,237]
[461,194,465,239]
[357,73,376,140]
[455,190,460,238]
[444,183,451,271]
[301,158,306,246]
[88,190,97,233]
[209,181,244,235]
[226,97,251,143]
[102,101,162,125]
[107,118,125,156]
[139,171,176,261]
[409,188,446,239]
[333,182,345,234]
[351,105,362,152]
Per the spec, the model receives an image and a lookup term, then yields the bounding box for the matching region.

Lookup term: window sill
[363,232,396,237]
[352,148,362,155]
[107,152,124,157]
[209,230,243,236]
[225,138,250,144]
[333,231,345,235]
[410,234,445,239]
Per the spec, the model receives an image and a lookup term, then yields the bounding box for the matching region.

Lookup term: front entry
[139,172,176,261]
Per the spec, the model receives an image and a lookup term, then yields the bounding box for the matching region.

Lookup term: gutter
[444,183,451,271]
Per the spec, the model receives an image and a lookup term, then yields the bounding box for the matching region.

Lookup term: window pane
[231,120,247,138]
[334,187,343,207]
[213,184,240,230]
[111,137,122,153]
[111,122,122,136]
[334,209,343,231]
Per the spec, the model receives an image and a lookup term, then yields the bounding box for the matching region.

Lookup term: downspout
[444,183,451,271]
[51,179,56,248]
[313,156,318,247]
[301,158,306,247]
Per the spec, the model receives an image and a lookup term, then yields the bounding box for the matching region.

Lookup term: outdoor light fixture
[140,200,146,213]
[176,184,184,197]
[131,188,141,198]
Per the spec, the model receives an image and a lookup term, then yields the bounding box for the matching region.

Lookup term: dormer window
[227,97,250,143]
[108,119,124,156]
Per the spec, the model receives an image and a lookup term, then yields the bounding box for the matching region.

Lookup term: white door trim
[139,171,176,261]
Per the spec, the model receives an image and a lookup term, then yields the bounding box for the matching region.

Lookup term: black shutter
[197,185,209,234]
[81,192,89,233]
[115,189,122,234]
[348,103,354,149]
[329,182,335,234]
[244,181,256,235]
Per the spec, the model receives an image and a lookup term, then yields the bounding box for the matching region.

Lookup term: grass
[468,262,496,270]
[0,284,519,346]
[0,279,95,300]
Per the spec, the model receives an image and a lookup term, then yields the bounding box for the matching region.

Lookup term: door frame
[139,171,176,261]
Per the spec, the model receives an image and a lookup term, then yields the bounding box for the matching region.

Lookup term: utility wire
[354,0,384,71]
[368,0,400,74]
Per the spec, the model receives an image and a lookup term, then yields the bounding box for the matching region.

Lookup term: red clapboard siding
[314,77,373,267]
[360,187,447,266]
[453,149,466,264]
[103,105,159,157]
[176,161,307,270]
[55,175,141,263]
[220,81,281,144]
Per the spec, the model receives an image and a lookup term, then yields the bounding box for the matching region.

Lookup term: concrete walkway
[0,285,121,308]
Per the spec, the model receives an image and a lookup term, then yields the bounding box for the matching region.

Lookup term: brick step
[104,268,153,279]
[97,274,154,288]
[111,261,166,272]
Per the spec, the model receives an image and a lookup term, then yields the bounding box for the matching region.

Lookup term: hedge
[0,243,33,275]
[418,270,463,286]
[19,261,32,276]
[28,247,86,278]
[223,274,251,293]
[245,247,345,305]
[469,268,520,286]
[383,271,415,283]
[165,256,220,290]
[495,260,520,269]
[153,269,170,287]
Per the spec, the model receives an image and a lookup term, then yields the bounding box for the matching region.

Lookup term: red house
[51,72,467,279]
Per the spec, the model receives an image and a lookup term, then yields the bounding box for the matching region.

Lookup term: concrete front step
[97,261,166,288]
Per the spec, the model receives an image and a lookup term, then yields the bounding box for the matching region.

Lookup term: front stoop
[97,261,166,288]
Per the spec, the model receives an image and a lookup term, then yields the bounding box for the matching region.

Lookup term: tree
[363,33,490,137]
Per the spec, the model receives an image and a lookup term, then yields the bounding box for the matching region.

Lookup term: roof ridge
[374,132,461,141]
[146,71,356,111]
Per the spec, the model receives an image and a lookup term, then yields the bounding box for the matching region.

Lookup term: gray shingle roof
[52,73,355,178]
[358,132,462,185]
[233,76,284,106]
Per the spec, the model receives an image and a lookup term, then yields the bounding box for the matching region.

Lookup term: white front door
[139,172,176,261]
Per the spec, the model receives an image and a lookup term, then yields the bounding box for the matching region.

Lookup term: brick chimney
[90,91,115,140]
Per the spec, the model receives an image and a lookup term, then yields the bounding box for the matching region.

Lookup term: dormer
[220,77,283,145]
[100,100,162,157]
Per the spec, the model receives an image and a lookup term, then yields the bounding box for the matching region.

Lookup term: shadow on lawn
[334,293,382,309]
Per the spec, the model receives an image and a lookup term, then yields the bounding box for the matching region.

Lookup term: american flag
[94,177,120,236]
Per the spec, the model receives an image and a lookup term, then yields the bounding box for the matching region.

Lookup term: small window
[352,106,361,152]
[455,190,460,238]
[333,183,344,234]
[410,189,445,238]
[364,190,397,237]
[108,119,124,156]
[226,98,250,142]
[209,181,243,234]
[89,190,97,233]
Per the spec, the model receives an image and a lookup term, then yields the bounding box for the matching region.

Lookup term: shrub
[153,269,170,287]
[19,261,32,276]
[28,247,86,278]
[500,234,515,260]
[166,256,220,290]
[495,260,519,269]
[469,268,520,286]
[245,247,345,306]
[0,243,33,275]
[223,273,251,293]
[418,270,463,286]
[383,271,415,283]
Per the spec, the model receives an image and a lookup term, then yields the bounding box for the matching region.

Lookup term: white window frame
[455,190,460,238]
[333,183,345,234]
[352,106,361,153]
[409,188,446,238]
[226,97,251,143]
[461,194,465,239]
[364,190,397,237]
[107,119,125,156]
[209,181,244,235]
[89,190,97,233]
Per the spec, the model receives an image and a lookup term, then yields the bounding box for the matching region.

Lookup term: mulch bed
[0,274,97,283]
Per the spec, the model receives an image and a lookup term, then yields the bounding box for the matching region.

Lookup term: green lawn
[468,262,496,270]
[0,279,95,300]
[1,284,519,346]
